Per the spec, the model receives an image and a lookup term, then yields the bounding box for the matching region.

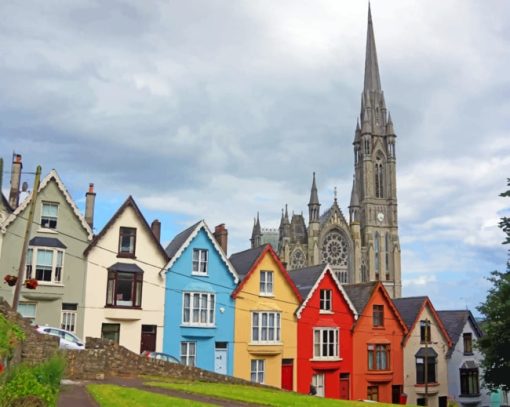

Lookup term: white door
[312,373,325,397]
[215,348,227,374]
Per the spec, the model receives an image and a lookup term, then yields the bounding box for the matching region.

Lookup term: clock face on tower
[377,212,384,223]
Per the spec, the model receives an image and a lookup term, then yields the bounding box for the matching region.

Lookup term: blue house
[162,221,239,375]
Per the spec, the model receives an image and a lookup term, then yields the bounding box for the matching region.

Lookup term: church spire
[308,172,319,205]
[308,172,320,224]
[364,3,382,93]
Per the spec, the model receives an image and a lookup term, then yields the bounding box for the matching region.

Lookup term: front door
[339,373,350,399]
[214,342,227,374]
[392,385,403,404]
[281,359,293,391]
[140,325,157,353]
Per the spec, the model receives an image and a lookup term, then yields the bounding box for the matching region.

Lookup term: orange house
[343,282,407,403]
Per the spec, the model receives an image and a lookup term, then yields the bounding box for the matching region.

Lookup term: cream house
[394,296,452,407]
[82,196,168,354]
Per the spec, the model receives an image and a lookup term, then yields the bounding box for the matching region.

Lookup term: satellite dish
[21,182,28,192]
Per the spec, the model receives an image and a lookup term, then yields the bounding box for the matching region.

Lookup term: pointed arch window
[375,156,384,198]
[374,233,380,280]
[364,138,370,155]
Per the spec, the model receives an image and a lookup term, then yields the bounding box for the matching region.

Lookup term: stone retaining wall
[65,336,250,384]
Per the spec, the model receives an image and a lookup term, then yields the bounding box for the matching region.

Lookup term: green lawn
[144,379,397,407]
[87,384,213,407]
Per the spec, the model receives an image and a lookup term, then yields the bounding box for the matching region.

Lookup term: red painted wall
[351,284,406,403]
[296,271,356,398]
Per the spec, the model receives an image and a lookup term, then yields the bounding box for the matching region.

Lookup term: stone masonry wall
[0,298,59,367]
[65,337,251,384]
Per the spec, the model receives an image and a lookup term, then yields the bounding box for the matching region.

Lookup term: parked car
[141,351,180,364]
[36,326,85,350]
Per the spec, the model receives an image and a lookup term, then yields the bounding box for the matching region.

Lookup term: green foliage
[0,356,66,407]
[0,313,25,360]
[87,384,211,407]
[477,179,510,391]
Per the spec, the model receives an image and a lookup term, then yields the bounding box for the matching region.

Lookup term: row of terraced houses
[0,156,506,407]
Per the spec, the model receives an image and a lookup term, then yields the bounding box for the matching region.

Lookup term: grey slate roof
[437,310,483,358]
[165,221,201,259]
[288,264,326,298]
[415,347,438,358]
[29,236,67,249]
[108,262,144,273]
[229,245,267,280]
[393,296,428,330]
[342,282,377,314]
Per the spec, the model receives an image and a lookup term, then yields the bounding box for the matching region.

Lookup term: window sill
[37,228,58,234]
[249,342,282,346]
[35,282,64,287]
[116,253,136,259]
[259,293,274,298]
[459,394,481,398]
[181,324,216,329]
[105,305,142,310]
[319,310,334,314]
[415,382,439,388]
[191,273,209,277]
[310,357,342,362]
[372,326,385,330]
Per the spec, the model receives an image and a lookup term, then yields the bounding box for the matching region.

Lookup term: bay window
[106,264,143,308]
[25,247,64,284]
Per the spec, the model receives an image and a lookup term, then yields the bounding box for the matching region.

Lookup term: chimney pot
[85,182,96,229]
[8,153,23,209]
[151,219,161,243]
[213,223,228,255]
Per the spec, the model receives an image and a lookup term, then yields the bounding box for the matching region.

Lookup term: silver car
[36,326,85,350]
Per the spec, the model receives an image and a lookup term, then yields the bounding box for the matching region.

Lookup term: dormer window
[320,289,332,312]
[260,271,273,296]
[192,249,208,275]
[373,304,384,327]
[463,333,473,354]
[41,202,58,229]
[118,227,136,257]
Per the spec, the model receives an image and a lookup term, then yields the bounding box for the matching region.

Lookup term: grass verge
[144,379,397,407]
[87,384,213,407]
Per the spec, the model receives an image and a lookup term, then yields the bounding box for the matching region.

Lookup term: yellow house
[229,244,302,391]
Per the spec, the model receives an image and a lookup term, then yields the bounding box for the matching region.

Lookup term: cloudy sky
[1,0,509,314]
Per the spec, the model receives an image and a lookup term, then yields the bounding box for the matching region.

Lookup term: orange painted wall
[351,285,406,403]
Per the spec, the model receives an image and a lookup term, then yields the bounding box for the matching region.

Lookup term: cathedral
[250,6,402,298]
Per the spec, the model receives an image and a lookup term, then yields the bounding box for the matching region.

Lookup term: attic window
[41,202,58,229]
[118,227,136,258]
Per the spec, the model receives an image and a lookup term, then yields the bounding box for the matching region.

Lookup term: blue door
[214,342,227,374]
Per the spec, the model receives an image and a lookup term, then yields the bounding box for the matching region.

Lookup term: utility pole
[12,165,41,310]
[424,318,430,406]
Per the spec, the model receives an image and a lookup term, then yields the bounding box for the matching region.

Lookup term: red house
[343,282,408,404]
[289,264,357,399]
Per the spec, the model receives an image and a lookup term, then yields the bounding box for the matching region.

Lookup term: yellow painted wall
[233,251,299,390]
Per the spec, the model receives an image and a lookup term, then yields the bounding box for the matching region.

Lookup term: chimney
[85,183,96,229]
[213,223,228,255]
[8,154,22,209]
[151,219,161,242]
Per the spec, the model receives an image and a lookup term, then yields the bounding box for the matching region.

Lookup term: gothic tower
[349,5,401,297]
[307,172,320,265]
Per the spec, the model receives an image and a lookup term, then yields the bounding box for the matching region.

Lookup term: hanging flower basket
[24,279,38,290]
[3,275,18,287]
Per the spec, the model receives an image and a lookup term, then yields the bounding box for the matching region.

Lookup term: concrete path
[58,377,264,407]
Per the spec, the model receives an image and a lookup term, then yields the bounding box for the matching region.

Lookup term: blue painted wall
[163,226,237,375]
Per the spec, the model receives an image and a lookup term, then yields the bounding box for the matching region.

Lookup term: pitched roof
[165,221,201,259]
[289,263,358,319]
[230,244,302,302]
[437,310,483,357]
[394,296,452,347]
[393,296,428,329]
[1,169,93,239]
[108,262,144,273]
[84,196,168,262]
[343,282,377,314]
[1,193,12,214]
[163,220,238,283]
[229,245,267,280]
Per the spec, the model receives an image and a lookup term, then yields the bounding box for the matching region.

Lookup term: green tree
[477,179,510,391]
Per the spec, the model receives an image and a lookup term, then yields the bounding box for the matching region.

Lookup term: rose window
[290,249,306,269]
[321,231,348,267]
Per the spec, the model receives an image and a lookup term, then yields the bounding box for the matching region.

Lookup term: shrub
[0,313,25,361]
[0,355,66,407]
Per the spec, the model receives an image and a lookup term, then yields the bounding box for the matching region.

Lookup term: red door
[339,373,350,400]
[281,359,293,391]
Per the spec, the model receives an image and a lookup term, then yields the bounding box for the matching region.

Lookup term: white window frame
[182,292,215,326]
[17,302,36,323]
[26,247,64,285]
[259,271,273,296]
[192,249,208,275]
[319,289,332,312]
[313,328,339,359]
[40,201,59,229]
[312,373,325,397]
[61,304,78,333]
[250,359,265,383]
[251,311,281,344]
[181,341,196,366]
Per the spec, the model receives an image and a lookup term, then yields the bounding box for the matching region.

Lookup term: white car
[36,326,85,350]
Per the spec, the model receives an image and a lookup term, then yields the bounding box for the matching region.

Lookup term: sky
[1,0,509,315]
